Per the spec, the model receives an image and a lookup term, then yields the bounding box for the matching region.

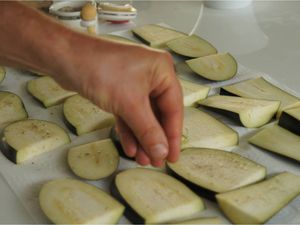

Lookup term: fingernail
[150,144,168,160]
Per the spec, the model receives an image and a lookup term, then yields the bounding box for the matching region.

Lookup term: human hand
[57,36,183,167]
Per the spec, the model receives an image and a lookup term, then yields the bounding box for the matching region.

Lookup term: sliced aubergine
[166,34,217,58]
[1,119,70,164]
[198,95,280,128]
[0,91,28,128]
[111,168,204,224]
[174,217,222,224]
[0,66,6,83]
[186,53,237,81]
[39,179,124,224]
[279,106,300,136]
[220,77,300,118]
[132,24,186,48]
[167,148,266,200]
[180,78,210,107]
[63,95,115,135]
[100,34,137,44]
[248,124,300,162]
[182,107,238,149]
[216,172,300,224]
[68,139,119,180]
[27,76,76,107]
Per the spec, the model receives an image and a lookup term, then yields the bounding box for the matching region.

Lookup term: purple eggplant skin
[62,114,79,135]
[0,139,17,164]
[278,111,300,136]
[219,88,239,97]
[110,177,145,224]
[166,165,217,201]
[198,106,242,127]
[109,127,135,161]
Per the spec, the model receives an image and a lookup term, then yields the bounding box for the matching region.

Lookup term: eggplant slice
[180,78,210,107]
[182,107,238,149]
[1,119,70,164]
[111,168,204,224]
[166,34,217,58]
[132,24,186,48]
[174,217,222,224]
[27,76,76,107]
[216,172,300,224]
[167,148,266,200]
[39,179,124,224]
[0,91,28,128]
[109,127,134,160]
[63,95,115,135]
[186,53,237,81]
[248,124,300,162]
[198,95,280,128]
[0,66,5,83]
[220,77,300,118]
[68,139,119,180]
[279,106,300,136]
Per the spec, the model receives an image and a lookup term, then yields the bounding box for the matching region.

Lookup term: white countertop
[1,1,299,223]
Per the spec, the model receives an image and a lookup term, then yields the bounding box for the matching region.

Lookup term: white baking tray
[0,26,299,224]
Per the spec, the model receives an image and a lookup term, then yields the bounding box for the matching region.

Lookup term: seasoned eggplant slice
[279,106,300,136]
[174,217,222,224]
[0,91,28,128]
[249,124,300,162]
[27,76,76,107]
[198,95,280,128]
[132,24,186,48]
[182,107,238,149]
[166,35,217,58]
[186,53,237,81]
[180,78,210,107]
[216,172,300,224]
[220,77,300,118]
[111,168,204,224]
[0,66,5,83]
[63,95,115,135]
[167,148,266,200]
[39,179,124,224]
[1,119,70,164]
[68,139,119,180]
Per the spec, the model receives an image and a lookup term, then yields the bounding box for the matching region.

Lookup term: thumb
[120,99,169,162]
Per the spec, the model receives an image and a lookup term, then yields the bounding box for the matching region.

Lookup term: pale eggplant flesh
[186,53,238,81]
[167,148,266,200]
[111,168,205,224]
[179,78,210,107]
[166,34,217,58]
[1,119,70,164]
[132,24,186,48]
[68,139,120,180]
[216,172,300,224]
[248,124,300,162]
[198,95,280,128]
[0,91,28,128]
[27,76,76,107]
[39,179,125,224]
[63,95,115,135]
[182,107,238,149]
[220,77,300,118]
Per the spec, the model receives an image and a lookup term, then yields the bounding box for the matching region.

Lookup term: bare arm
[0,1,183,167]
